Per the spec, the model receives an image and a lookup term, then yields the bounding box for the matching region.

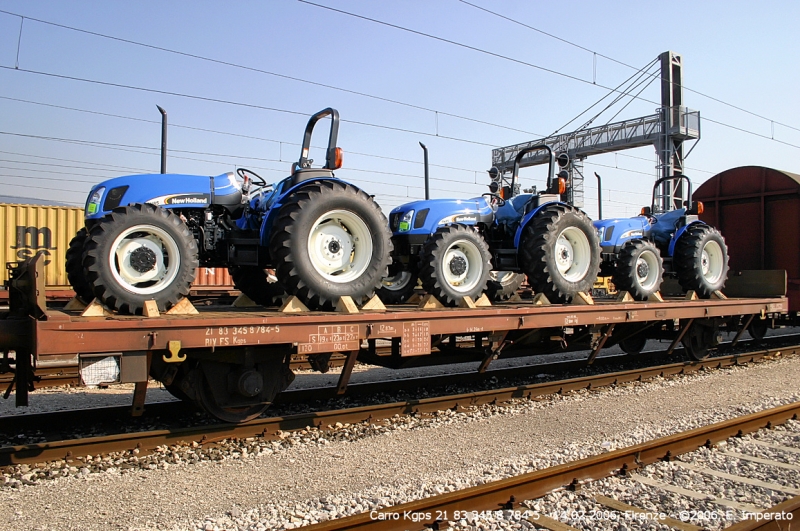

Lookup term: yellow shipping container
[0,203,85,289]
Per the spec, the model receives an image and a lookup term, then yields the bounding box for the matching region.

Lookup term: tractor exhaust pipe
[594,172,602,220]
[419,142,430,200]
[157,105,167,174]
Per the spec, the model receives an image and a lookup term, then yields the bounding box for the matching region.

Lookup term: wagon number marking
[204,325,280,346]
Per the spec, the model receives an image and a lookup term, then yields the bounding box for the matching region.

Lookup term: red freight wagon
[694,166,800,311]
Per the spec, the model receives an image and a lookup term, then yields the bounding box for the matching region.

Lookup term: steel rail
[1,338,789,439]
[300,402,800,531]
[1,345,794,468]
[0,353,349,389]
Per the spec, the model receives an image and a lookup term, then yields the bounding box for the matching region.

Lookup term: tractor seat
[495,194,533,225]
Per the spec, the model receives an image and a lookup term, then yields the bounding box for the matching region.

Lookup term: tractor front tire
[229,266,285,307]
[378,270,418,304]
[674,225,729,298]
[83,203,199,314]
[486,271,525,302]
[269,180,392,310]
[418,224,491,307]
[66,227,96,304]
[612,239,663,301]
[519,205,601,304]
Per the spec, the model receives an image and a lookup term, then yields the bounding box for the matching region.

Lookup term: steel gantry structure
[491,51,700,213]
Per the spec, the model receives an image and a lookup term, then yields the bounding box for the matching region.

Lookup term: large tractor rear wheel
[418,224,491,307]
[229,266,285,307]
[612,239,663,301]
[674,225,729,298]
[519,205,601,304]
[83,203,199,314]
[269,180,392,310]
[65,227,96,304]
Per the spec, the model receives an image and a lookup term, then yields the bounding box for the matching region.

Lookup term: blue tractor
[66,108,393,315]
[593,175,729,300]
[381,145,601,306]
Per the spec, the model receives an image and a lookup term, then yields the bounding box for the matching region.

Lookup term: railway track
[0,353,350,389]
[299,402,800,531]
[3,333,796,443]
[1,344,794,469]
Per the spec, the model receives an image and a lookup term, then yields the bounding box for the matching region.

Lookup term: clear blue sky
[1,1,798,219]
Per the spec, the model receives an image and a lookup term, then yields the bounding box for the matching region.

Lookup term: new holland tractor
[66,108,393,315]
[593,174,729,302]
[381,145,601,306]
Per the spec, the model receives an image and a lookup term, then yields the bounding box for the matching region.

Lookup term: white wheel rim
[701,240,724,283]
[307,209,373,283]
[489,271,517,286]
[109,224,180,295]
[382,271,412,292]
[635,249,660,291]
[554,226,591,282]
[441,239,484,292]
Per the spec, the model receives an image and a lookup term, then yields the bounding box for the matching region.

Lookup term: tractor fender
[513,200,571,248]
[259,177,351,246]
[667,220,706,257]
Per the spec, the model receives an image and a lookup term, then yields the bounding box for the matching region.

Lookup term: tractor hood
[389,197,493,235]
[84,172,243,219]
[593,216,651,249]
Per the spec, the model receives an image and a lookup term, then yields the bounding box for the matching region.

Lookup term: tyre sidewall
[420,225,491,306]
[675,226,729,297]
[66,227,95,303]
[612,240,663,301]
[271,182,391,306]
[84,204,198,314]
[524,207,600,302]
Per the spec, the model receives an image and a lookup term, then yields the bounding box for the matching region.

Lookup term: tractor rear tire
[674,225,729,298]
[229,266,285,307]
[612,239,663,301]
[66,227,96,304]
[519,205,601,304]
[83,203,199,314]
[419,224,491,307]
[486,271,524,302]
[269,180,392,310]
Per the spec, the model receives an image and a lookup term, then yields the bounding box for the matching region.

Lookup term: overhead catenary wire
[0,5,795,173]
[454,0,800,135]
[0,8,540,137]
[297,1,800,145]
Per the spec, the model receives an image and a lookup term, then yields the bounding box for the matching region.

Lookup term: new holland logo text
[147,194,210,206]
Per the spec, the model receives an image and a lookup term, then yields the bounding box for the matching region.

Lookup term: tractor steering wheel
[482,193,506,207]
[236,167,267,187]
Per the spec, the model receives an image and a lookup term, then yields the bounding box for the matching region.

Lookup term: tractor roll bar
[512,144,556,195]
[298,108,340,170]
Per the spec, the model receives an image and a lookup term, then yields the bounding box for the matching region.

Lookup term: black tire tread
[83,203,199,314]
[519,204,601,304]
[229,266,285,307]
[611,239,663,301]
[486,272,525,302]
[65,227,96,303]
[418,224,491,307]
[674,224,729,298]
[268,180,392,310]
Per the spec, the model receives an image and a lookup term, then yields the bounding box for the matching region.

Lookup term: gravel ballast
[2,354,799,530]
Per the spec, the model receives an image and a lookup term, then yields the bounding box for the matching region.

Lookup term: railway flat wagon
[694,166,800,311]
[0,203,235,300]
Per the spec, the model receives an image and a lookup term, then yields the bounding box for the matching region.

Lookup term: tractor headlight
[596,227,605,242]
[86,187,105,215]
[399,210,414,232]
